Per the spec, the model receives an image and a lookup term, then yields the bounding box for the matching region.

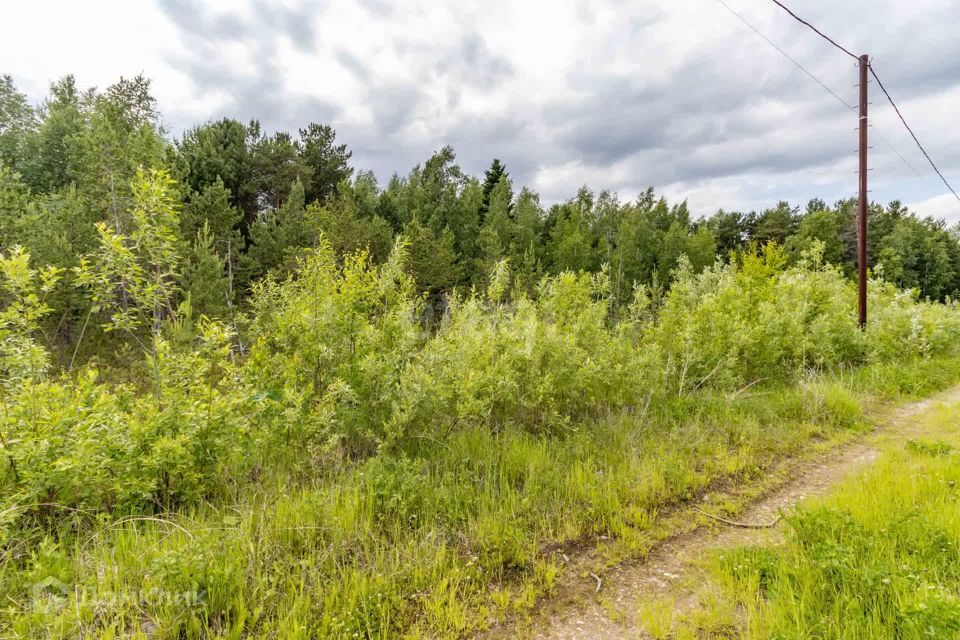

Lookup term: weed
[3,241,960,637]
[698,404,960,639]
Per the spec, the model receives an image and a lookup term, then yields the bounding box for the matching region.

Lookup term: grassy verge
[7,356,960,639]
[666,370,960,639]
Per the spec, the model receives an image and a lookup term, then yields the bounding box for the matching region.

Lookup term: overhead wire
[769,0,858,60]
[713,0,916,177]
[877,131,918,176]
[868,65,960,202]
[768,0,956,197]
[713,0,854,110]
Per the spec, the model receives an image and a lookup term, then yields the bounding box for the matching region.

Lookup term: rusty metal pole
[858,54,869,329]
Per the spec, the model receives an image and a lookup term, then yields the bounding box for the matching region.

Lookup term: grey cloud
[347,111,535,190]
[434,32,513,90]
[550,56,804,167]
[445,86,462,111]
[158,0,320,51]
[445,114,536,175]
[208,13,249,39]
[150,0,959,211]
[369,84,424,136]
[357,0,395,17]
[158,0,337,132]
[335,48,370,81]
[627,4,667,34]
[184,51,339,131]
[255,0,320,52]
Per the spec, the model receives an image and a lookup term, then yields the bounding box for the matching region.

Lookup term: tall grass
[694,401,960,639]
[3,239,960,637]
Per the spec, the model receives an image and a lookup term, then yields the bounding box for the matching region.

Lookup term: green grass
[6,356,960,639]
[680,377,960,639]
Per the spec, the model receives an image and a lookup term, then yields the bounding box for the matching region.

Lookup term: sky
[2,0,960,222]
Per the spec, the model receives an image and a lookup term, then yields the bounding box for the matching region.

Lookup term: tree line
[4,72,960,637]
[2,73,959,362]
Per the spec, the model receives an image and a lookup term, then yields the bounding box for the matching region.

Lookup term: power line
[769,0,858,60]
[715,0,922,180]
[878,134,918,176]
[768,0,954,198]
[713,0,854,109]
[868,64,960,202]
[719,0,918,177]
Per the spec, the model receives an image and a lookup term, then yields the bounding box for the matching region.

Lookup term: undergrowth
[3,226,960,638]
[685,399,960,639]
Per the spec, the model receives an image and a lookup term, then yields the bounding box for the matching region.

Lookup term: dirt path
[485,386,960,640]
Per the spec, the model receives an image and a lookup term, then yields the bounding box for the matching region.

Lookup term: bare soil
[477,387,960,640]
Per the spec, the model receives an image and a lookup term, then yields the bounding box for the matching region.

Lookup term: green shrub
[5,239,960,528]
[389,266,652,441]
[0,246,61,391]
[650,244,866,392]
[867,276,960,361]
[244,237,423,458]
[0,321,248,523]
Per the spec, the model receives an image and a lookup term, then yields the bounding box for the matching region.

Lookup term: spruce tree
[480,158,512,223]
[182,223,231,319]
[247,178,316,281]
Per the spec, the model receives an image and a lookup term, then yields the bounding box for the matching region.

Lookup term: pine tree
[299,122,353,204]
[182,223,231,319]
[176,118,256,228]
[480,158,512,223]
[247,178,316,281]
[182,177,242,243]
[403,219,459,297]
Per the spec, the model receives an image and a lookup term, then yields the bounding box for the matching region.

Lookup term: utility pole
[858,54,869,329]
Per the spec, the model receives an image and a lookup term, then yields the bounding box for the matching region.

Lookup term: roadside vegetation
[5,224,960,637]
[663,399,960,639]
[3,73,960,638]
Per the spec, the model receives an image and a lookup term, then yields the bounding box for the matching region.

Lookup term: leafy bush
[867,275,960,361]
[245,237,423,457]
[0,321,247,522]
[650,244,866,392]
[0,246,61,391]
[5,236,960,527]
[389,265,651,439]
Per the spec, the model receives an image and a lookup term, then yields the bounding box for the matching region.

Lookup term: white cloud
[908,193,960,224]
[2,0,959,216]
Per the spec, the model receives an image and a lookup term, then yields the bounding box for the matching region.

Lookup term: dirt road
[481,386,960,640]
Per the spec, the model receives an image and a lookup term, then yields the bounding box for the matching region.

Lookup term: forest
[3,73,960,344]
[3,74,960,638]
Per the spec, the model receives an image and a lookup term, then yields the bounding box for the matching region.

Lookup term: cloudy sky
[3,0,959,221]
